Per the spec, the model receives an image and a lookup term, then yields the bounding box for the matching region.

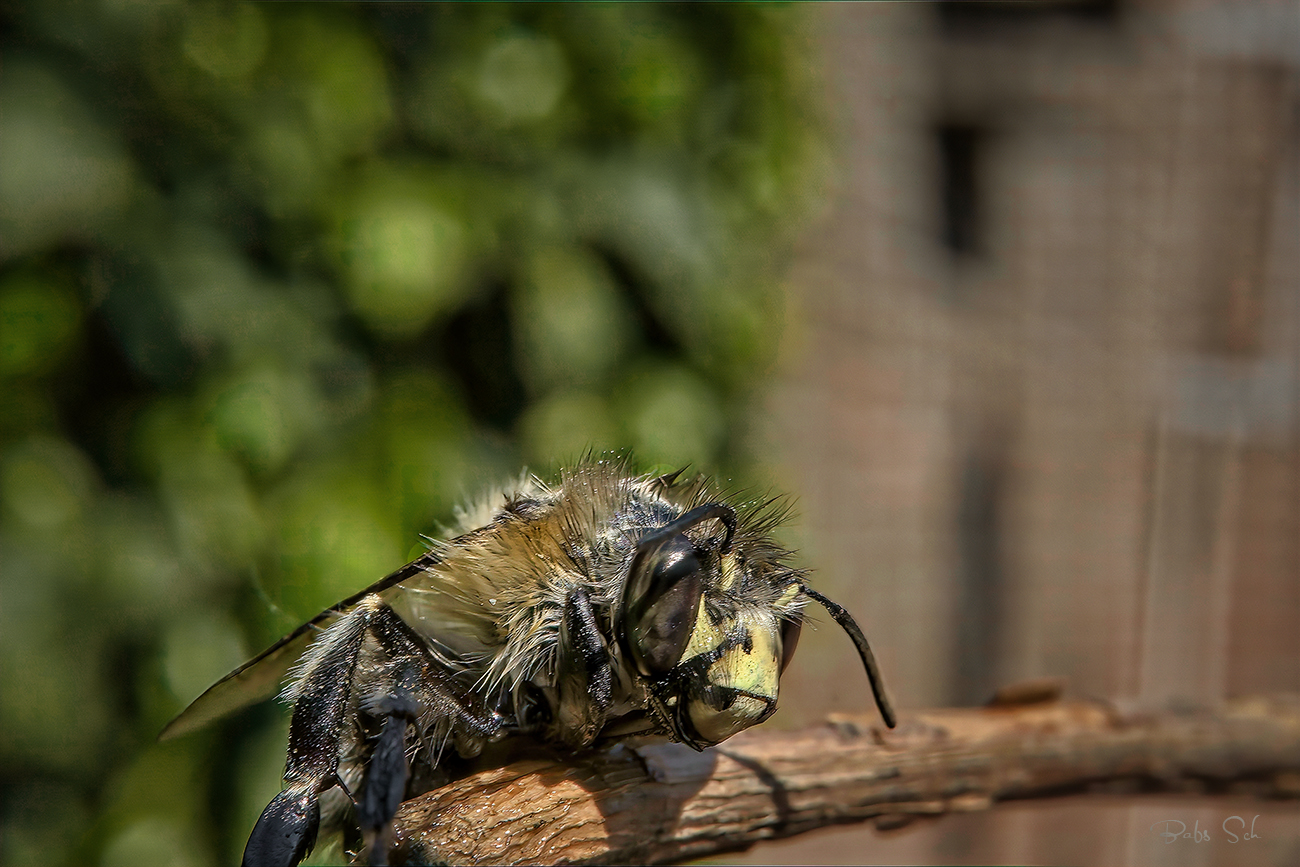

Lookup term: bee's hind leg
[244,596,499,867]
[243,599,385,867]
[243,787,321,867]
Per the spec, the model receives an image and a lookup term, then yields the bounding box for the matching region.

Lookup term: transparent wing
[158,550,446,741]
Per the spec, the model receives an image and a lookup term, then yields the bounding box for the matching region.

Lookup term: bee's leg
[244,599,382,867]
[357,689,416,867]
[357,603,501,866]
[245,596,500,867]
[555,588,613,747]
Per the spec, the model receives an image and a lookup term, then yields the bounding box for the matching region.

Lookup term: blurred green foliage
[0,2,827,864]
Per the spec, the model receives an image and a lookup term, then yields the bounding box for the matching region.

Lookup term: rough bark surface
[388,692,1300,865]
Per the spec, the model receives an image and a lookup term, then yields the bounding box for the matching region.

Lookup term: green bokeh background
[0,3,827,864]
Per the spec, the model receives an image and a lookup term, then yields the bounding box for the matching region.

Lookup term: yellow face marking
[708,612,780,700]
[688,693,769,744]
[680,605,783,744]
[679,593,724,662]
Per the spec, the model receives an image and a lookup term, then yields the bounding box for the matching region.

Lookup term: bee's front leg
[555,588,614,748]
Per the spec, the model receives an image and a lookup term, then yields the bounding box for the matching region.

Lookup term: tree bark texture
[388,692,1300,865]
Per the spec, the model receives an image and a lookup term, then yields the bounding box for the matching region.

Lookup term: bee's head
[618,501,896,748]
[616,503,809,749]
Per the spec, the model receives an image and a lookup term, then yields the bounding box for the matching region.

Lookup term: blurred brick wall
[744,2,1299,864]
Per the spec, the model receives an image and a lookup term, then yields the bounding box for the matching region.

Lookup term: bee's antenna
[656,502,737,554]
[801,586,896,729]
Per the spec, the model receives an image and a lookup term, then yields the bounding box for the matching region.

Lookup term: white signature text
[1150,816,1262,844]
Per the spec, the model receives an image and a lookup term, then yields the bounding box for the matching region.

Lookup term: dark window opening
[937,123,985,259]
[938,0,1120,33]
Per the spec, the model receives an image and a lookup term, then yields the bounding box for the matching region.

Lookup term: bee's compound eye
[779,615,802,673]
[625,534,704,676]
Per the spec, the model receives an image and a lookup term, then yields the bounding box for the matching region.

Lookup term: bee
[161,458,895,867]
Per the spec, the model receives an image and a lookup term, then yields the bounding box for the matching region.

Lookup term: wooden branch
[388,692,1300,865]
